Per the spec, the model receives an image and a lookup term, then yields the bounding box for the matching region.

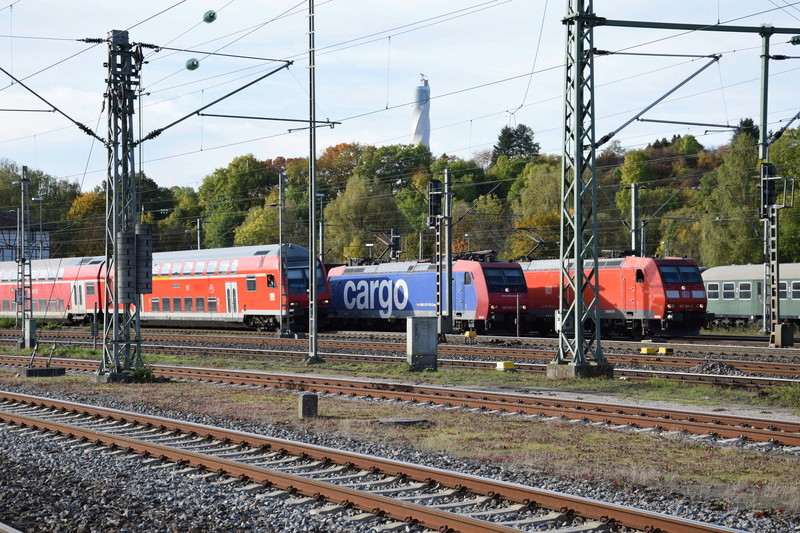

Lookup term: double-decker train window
[206,260,217,274]
[230,260,238,273]
[2,300,8,311]
[194,261,205,275]
[219,259,230,274]
[196,298,205,312]
[722,282,735,299]
[792,281,800,299]
[161,263,171,275]
[208,297,217,313]
[172,263,182,276]
[152,263,159,275]
[183,262,193,275]
[184,297,193,312]
[151,298,160,312]
[1,270,8,281]
[246,275,257,291]
[739,282,751,300]
[173,297,182,312]
[86,283,95,296]
[706,283,719,299]
[162,298,171,312]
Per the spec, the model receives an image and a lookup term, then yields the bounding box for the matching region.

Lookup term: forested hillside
[2,121,799,268]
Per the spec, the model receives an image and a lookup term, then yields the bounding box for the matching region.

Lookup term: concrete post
[407,316,438,371]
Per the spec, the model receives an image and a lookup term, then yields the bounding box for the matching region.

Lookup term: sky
[0,0,798,194]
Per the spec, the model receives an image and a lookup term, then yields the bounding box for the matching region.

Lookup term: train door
[70,281,85,312]
[225,281,238,317]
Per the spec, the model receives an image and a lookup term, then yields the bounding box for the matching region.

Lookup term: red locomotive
[0,244,330,330]
[518,256,708,337]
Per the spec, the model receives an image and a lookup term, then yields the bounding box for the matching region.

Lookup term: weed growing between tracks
[0,368,798,514]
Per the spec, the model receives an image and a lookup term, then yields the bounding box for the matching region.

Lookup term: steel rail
[2,355,798,445]
[0,392,739,533]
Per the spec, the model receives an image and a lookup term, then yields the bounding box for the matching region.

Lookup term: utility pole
[98,30,152,381]
[196,218,202,250]
[306,0,322,364]
[630,182,640,255]
[553,0,608,377]
[277,173,291,337]
[14,167,34,349]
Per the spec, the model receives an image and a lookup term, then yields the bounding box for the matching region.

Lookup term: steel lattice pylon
[101,30,146,375]
[557,0,606,365]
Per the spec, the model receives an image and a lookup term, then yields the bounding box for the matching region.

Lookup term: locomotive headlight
[490,304,499,310]
[698,303,705,309]
[289,302,300,307]
[521,305,527,310]
[667,303,675,309]
[321,299,331,305]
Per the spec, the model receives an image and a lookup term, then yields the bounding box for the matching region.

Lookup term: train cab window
[739,282,752,300]
[184,297,193,312]
[267,274,276,288]
[230,260,238,274]
[780,281,788,300]
[208,297,217,313]
[162,298,171,312]
[196,298,205,312]
[246,275,257,291]
[792,281,800,300]
[173,298,182,312]
[464,272,472,285]
[206,260,217,274]
[183,262,193,275]
[86,282,95,296]
[151,298,160,312]
[722,282,735,299]
[194,261,205,275]
[707,283,719,299]
[636,269,645,283]
[171,263,182,276]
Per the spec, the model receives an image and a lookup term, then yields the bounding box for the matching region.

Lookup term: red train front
[520,256,707,337]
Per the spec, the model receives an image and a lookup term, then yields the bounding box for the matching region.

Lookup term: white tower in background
[411,76,430,147]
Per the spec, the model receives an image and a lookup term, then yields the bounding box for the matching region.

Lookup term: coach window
[183,262,193,275]
[2,300,8,311]
[636,269,645,283]
[173,297,182,312]
[722,282,735,299]
[208,297,217,313]
[206,260,217,274]
[780,281,788,300]
[792,281,800,300]
[196,297,205,312]
[47,270,55,280]
[161,263,170,275]
[267,274,275,288]
[230,259,238,274]
[57,269,64,280]
[86,282,95,296]
[706,282,719,299]
[58,299,64,312]
[152,263,159,275]
[172,262,182,276]
[39,299,47,311]
[219,259,230,274]
[162,298,171,312]
[151,298,160,312]
[739,282,751,300]
[194,261,205,275]
[184,297,193,312]
[246,275,257,291]
[38,270,46,280]
[1,271,8,281]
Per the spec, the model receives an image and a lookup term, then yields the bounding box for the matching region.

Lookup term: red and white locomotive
[519,256,708,337]
[0,244,330,330]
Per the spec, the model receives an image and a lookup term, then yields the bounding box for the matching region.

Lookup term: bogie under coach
[327,259,528,333]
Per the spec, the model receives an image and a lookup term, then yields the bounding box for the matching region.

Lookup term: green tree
[355,144,432,192]
[197,154,277,248]
[699,133,762,266]
[430,155,487,203]
[323,174,406,262]
[317,143,365,195]
[491,124,539,164]
[61,191,106,256]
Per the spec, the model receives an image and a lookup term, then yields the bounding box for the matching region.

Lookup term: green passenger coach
[702,263,800,327]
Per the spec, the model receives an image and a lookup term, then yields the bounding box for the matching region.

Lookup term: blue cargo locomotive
[327,259,528,333]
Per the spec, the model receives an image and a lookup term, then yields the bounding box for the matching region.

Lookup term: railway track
[2,354,799,448]
[3,330,799,389]
[0,391,740,532]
